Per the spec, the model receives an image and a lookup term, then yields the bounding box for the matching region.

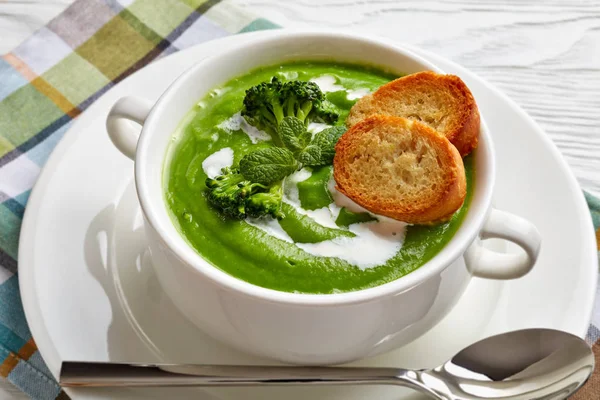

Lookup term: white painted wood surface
[0,0,598,398]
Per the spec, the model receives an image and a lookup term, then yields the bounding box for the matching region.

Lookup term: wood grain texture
[0,0,598,398]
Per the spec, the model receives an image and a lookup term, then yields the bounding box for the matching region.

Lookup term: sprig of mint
[297,144,321,165]
[238,118,346,186]
[239,147,299,185]
[277,116,346,167]
[280,116,312,155]
[303,125,346,167]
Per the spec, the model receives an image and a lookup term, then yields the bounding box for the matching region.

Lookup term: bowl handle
[106,96,153,160]
[464,208,541,280]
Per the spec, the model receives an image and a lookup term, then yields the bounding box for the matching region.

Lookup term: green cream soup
[165,61,474,294]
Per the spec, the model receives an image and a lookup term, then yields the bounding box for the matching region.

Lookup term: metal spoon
[60,328,594,399]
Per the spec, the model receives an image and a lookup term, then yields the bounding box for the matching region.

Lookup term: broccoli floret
[314,98,341,125]
[205,167,266,219]
[205,167,284,220]
[241,77,339,144]
[245,182,284,220]
[280,80,338,125]
[241,77,285,143]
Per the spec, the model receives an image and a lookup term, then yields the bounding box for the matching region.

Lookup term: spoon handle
[60,362,440,398]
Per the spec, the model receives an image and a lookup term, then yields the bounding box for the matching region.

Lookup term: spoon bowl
[423,328,594,399]
[60,328,595,399]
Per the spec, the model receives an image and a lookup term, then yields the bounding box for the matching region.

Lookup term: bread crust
[334,115,467,224]
[346,71,480,156]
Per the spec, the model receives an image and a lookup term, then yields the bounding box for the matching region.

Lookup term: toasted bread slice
[334,115,466,224]
[347,71,480,156]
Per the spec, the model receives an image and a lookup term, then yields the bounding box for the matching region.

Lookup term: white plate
[19,31,598,400]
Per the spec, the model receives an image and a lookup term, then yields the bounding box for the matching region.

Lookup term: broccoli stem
[272,102,285,126]
[285,98,296,120]
[260,109,277,126]
[298,102,313,123]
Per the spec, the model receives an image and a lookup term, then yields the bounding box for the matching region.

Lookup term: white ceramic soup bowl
[106,31,541,365]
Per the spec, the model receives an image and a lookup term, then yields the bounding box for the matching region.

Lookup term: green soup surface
[165,61,474,294]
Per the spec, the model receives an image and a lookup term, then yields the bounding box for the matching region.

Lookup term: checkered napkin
[0,1,598,399]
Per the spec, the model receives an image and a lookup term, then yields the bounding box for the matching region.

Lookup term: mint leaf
[298,145,321,166]
[280,116,311,154]
[277,118,346,168]
[298,126,346,167]
[239,147,299,185]
[311,126,347,166]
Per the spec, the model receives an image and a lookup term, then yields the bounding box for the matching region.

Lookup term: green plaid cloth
[0,1,598,399]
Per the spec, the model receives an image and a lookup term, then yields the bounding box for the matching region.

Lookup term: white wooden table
[0,0,598,398]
